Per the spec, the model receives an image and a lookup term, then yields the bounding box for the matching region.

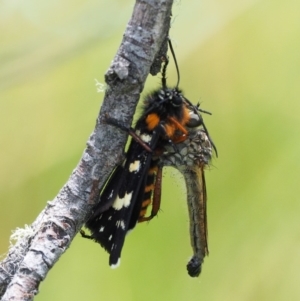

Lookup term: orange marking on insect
[138,166,163,223]
[182,106,191,125]
[139,209,147,217]
[142,199,151,208]
[146,113,160,130]
[167,116,188,135]
[148,165,158,174]
[172,134,189,144]
[144,184,155,193]
[164,123,176,138]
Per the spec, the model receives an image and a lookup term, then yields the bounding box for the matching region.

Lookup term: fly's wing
[85,130,160,267]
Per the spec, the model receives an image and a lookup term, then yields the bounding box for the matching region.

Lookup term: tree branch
[0,0,174,299]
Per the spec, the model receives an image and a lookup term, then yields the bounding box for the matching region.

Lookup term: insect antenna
[168,38,180,88]
[161,53,169,89]
[161,38,180,89]
[167,40,217,156]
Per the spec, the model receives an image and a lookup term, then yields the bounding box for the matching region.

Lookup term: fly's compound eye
[187,111,203,127]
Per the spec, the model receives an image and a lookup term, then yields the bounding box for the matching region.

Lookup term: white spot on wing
[112,192,132,210]
[99,227,104,232]
[116,220,126,230]
[129,160,141,172]
[111,258,121,269]
[109,190,114,199]
[141,133,152,143]
[120,220,125,230]
[108,235,113,241]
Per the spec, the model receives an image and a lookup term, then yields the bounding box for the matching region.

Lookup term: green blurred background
[1,0,300,300]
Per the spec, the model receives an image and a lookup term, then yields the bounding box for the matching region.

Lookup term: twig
[0,0,174,300]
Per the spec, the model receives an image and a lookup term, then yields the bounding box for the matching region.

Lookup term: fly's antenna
[168,38,180,88]
[160,38,180,89]
[161,54,169,89]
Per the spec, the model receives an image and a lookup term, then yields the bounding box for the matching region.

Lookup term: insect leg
[106,116,153,153]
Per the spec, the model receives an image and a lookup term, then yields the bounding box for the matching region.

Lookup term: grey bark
[0,0,174,300]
